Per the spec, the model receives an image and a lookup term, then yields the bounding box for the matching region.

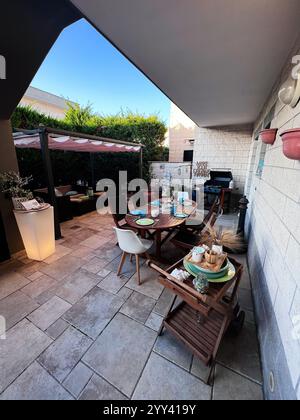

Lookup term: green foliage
[92,112,168,181]
[0,171,33,199]
[161,146,169,162]
[64,102,94,132]
[12,104,169,184]
[11,105,69,131]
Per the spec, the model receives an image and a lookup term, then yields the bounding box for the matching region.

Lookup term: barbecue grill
[204,170,233,193]
[204,170,233,213]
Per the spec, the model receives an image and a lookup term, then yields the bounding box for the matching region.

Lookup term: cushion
[56,185,72,195]
[55,188,63,197]
[65,191,79,196]
[71,194,85,199]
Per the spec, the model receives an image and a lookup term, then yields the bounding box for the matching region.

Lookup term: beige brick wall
[168,103,197,162]
[168,104,253,192]
[245,41,300,397]
[193,125,253,192]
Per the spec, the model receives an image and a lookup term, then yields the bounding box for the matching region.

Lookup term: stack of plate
[183,256,236,283]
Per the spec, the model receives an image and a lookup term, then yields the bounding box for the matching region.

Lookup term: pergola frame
[15,126,144,240]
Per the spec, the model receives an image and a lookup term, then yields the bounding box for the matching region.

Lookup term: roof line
[25,86,78,107]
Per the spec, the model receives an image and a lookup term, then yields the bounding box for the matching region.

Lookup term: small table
[148,257,245,384]
[125,200,197,259]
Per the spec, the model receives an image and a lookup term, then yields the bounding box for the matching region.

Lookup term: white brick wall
[168,105,253,193]
[193,125,253,192]
[245,42,300,395]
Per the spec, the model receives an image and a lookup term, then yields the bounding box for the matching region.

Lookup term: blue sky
[32,19,170,124]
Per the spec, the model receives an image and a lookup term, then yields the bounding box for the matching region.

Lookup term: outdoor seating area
[34,185,101,223]
[0,209,262,400]
[34,185,103,221]
[2,0,300,402]
[12,127,144,237]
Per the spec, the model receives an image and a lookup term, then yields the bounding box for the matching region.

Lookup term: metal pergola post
[39,126,62,240]
[0,210,10,262]
[139,148,143,179]
[90,152,95,189]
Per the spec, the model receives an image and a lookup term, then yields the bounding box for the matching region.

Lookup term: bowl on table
[130,209,147,217]
[183,256,234,282]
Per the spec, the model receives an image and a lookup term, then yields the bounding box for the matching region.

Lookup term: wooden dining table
[125,200,197,260]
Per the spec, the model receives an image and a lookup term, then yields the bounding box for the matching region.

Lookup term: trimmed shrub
[12,105,169,185]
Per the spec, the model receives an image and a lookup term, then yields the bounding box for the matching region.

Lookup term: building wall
[168,103,197,162]
[19,86,74,120]
[245,42,300,400]
[20,97,67,120]
[168,104,253,192]
[193,125,253,193]
[0,120,24,255]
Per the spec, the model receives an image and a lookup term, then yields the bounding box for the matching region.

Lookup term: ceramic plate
[175,213,188,219]
[136,218,155,226]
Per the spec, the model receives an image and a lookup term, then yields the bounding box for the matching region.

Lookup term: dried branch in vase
[200,224,245,253]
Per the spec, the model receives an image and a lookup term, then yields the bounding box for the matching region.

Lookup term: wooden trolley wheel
[229,310,245,336]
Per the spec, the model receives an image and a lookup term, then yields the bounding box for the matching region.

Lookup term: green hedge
[12,105,169,186]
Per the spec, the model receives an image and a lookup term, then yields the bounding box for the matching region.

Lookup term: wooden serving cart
[148,257,245,384]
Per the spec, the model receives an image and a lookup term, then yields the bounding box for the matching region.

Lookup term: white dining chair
[114,228,153,285]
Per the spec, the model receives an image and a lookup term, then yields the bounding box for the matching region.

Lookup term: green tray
[183,258,236,283]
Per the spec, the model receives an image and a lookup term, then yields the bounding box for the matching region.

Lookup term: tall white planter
[14,206,56,261]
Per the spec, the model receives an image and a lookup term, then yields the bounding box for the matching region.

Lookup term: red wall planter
[259,129,278,145]
[280,129,300,160]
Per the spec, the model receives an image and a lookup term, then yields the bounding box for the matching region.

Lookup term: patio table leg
[155,230,162,259]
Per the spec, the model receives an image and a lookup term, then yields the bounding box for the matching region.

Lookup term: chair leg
[136,254,141,285]
[158,323,165,336]
[205,362,215,386]
[117,252,127,276]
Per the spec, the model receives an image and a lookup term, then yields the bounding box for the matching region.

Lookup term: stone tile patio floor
[0,212,263,400]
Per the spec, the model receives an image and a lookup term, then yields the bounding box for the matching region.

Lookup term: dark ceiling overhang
[69,0,300,127]
[0,0,80,120]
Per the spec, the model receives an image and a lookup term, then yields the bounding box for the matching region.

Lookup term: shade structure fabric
[13,133,141,154]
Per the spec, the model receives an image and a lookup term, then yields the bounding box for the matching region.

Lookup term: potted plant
[259,129,278,145]
[280,128,300,160]
[202,225,246,255]
[0,171,33,210]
